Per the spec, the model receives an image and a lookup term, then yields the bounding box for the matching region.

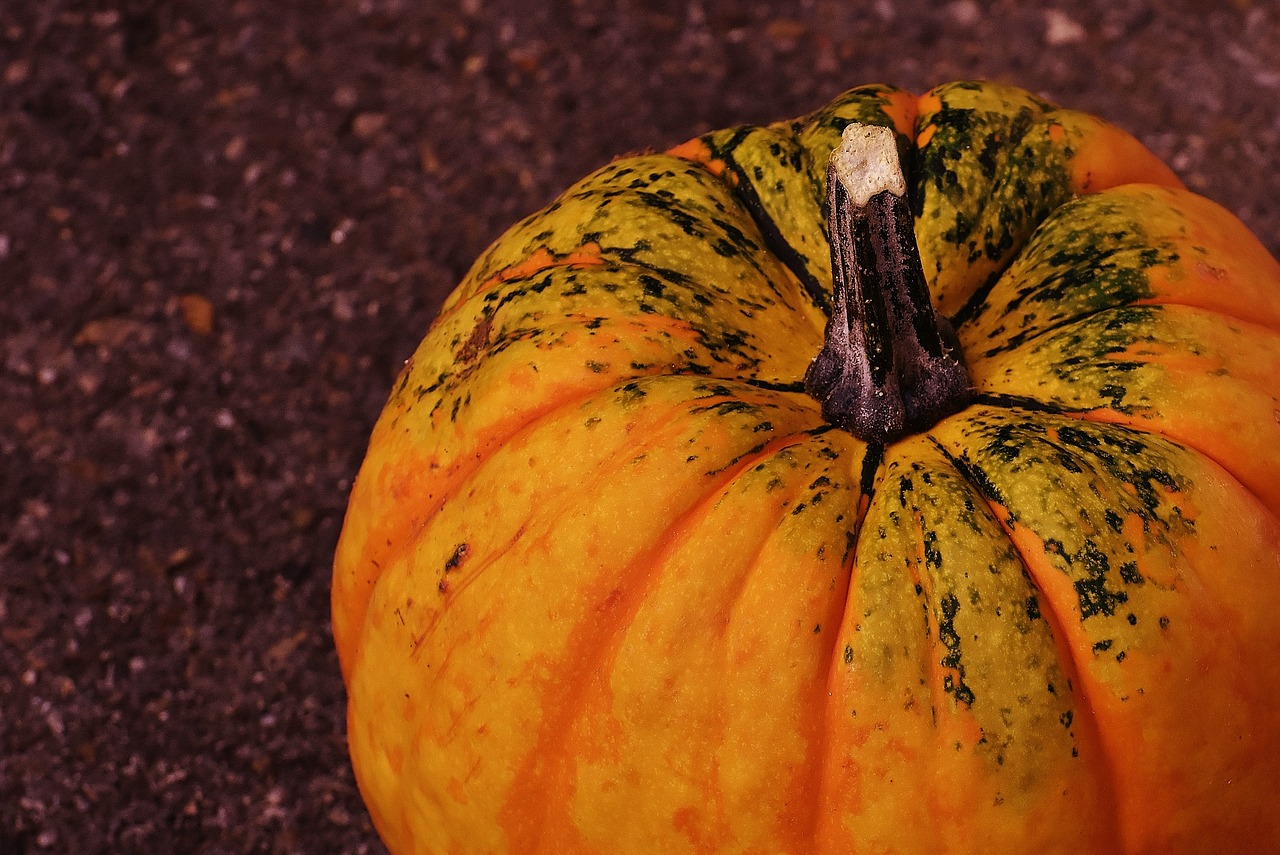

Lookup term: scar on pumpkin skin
[455,316,492,364]
[881,88,919,139]
[666,138,733,181]
[479,243,606,292]
[433,244,609,328]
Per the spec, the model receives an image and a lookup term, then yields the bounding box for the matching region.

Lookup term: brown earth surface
[3,0,1278,852]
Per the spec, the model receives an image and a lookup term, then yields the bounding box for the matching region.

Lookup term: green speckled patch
[794,83,914,160]
[404,259,823,419]
[960,189,1181,357]
[452,154,815,319]
[929,408,1197,674]
[845,435,1079,779]
[913,82,1080,320]
[973,305,1209,415]
[968,298,1280,516]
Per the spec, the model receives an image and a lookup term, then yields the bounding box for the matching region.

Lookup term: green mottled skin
[848,436,1077,773]
[963,191,1182,356]
[915,82,1084,320]
[691,84,914,308]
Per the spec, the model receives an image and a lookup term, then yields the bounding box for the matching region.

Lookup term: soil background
[2,0,1278,852]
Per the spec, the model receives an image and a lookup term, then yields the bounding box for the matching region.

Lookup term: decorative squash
[333,81,1280,854]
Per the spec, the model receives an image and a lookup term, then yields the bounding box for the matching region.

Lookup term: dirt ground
[2,0,1277,852]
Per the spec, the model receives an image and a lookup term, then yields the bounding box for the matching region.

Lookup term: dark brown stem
[804,124,972,443]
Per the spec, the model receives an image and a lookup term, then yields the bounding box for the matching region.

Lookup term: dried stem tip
[828,124,907,207]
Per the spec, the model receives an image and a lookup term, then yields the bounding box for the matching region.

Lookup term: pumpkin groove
[335,80,1280,853]
[684,124,833,312]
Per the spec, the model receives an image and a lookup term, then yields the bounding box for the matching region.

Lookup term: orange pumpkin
[333,81,1280,853]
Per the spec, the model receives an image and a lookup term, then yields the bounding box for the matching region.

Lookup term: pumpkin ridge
[453,151,819,332]
[428,244,606,329]
[497,428,821,850]
[957,183,1280,353]
[926,435,1125,849]
[940,114,1067,330]
[343,378,646,673]
[1127,296,1280,337]
[921,410,1278,848]
[894,497,977,762]
[913,84,1072,319]
[852,458,963,851]
[439,250,823,384]
[967,296,1280,365]
[704,432,871,853]
[361,327,817,623]
[968,301,1280,517]
[969,397,1252,494]
[340,371,692,669]
[397,382,820,675]
[668,125,832,318]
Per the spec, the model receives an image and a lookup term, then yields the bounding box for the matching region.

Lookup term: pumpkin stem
[805,123,972,443]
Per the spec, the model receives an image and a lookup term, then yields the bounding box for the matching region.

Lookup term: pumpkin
[333,81,1280,854]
